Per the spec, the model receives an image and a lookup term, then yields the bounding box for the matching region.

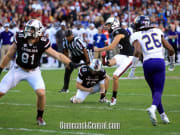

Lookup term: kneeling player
[70,59,109,103]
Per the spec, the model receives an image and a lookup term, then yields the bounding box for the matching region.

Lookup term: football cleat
[147,107,157,126]
[99,97,110,103]
[168,64,175,71]
[109,97,117,106]
[37,117,46,126]
[128,68,136,79]
[160,113,170,124]
[59,88,69,93]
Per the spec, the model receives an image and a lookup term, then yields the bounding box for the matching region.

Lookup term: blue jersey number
[142,33,162,50]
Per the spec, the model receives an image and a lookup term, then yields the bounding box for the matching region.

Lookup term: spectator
[93,27,107,59]
[0,23,14,68]
[168,24,178,63]
[55,21,66,68]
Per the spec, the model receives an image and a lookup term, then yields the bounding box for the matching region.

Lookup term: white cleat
[37,117,46,126]
[147,107,157,126]
[128,68,135,79]
[109,97,117,106]
[99,98,110,103]
[168,64,175,71]
[160,113,170,124]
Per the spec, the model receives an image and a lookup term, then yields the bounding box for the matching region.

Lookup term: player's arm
[83,48,90,65]
[94,34,125,52]
[99,79,105,94]
[0,43,17,69]
[45,47,71,65]
[76,74,93,92]
[132,40,142,58]
[76,81,93,92]
[63,48,69,57]
[161,36,174,56]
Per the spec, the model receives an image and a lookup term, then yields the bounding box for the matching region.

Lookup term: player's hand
[94,47,100,52]
[88,87,94,92]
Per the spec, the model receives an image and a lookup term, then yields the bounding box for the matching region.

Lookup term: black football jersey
[78,65,106,88]
[15,32,50,69]
[112,28,133,56]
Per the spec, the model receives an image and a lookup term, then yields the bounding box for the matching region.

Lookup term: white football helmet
[24,19,44,38]
[105,17,120,33]
[89,59,102,72]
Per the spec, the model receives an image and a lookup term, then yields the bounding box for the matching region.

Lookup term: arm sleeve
[76,76,83,83]
[99,79,105,84]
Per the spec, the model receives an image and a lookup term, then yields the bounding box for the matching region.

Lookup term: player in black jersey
[0,19,77,126]
[70,59,110,103]
[95,17,134,106]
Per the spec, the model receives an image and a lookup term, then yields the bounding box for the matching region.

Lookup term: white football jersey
[72,28,85,40]
[130,28,164,61]
[86,28,98,44]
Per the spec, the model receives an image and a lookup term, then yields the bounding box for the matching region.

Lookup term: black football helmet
[133,15,150,31]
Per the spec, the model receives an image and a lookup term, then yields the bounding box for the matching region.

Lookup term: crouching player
[70,59,110,103]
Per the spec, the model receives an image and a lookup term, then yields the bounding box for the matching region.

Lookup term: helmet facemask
[24,19,44,39]
[105,17,120,33]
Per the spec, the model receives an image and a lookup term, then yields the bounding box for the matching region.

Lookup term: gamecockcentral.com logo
[60,121,120,130]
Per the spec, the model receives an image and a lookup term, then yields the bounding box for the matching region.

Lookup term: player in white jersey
[130,15,175,126]
[86,23,98,45]
[72,23,85,40]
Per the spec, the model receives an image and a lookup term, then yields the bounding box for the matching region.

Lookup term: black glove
[0,67,3,76]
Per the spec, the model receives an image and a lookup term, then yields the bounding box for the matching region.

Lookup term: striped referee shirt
[63,36,86,57]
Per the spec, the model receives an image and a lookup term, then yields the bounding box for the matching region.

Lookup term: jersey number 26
[142,33,162,51]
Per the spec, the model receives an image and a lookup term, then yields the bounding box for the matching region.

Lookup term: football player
[94,17,134,106]
[70,59,110,104]
[0,19,77,126]
[130,15,175,126]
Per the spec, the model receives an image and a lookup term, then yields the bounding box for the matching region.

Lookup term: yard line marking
[166,132,180,135]
[0,102,180,113]
[9,90,20,93]
[9,89,180,97]
[0,127,105,135]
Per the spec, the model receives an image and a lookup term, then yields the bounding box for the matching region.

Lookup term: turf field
[0,65,180,135]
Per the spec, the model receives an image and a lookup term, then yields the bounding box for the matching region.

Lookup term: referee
[59,29,90,93]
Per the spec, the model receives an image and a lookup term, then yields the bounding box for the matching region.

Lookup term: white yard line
[9,89,180,97]
[0,127,105,135]
[0,102,179,113]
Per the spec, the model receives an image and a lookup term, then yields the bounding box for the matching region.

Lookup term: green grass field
[0,65,180,135]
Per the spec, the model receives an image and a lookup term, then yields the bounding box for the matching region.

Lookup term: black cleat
[59,88,69,93]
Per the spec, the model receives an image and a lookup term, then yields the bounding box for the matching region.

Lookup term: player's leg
[0,66,22,98]
[128,56,139,78]
[143,60,158,126]
[100,75,110,101]
[70,89,90,103]
[26,68,46,126]
[152,60,170,124]
[110,55,133,106]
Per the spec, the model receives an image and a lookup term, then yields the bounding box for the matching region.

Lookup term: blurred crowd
[0,0,179,67]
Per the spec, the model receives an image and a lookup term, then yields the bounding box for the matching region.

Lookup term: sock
[100,90,107,99]
[37,110,44,119]
[112,91,117,98]
[151,105,157,111]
